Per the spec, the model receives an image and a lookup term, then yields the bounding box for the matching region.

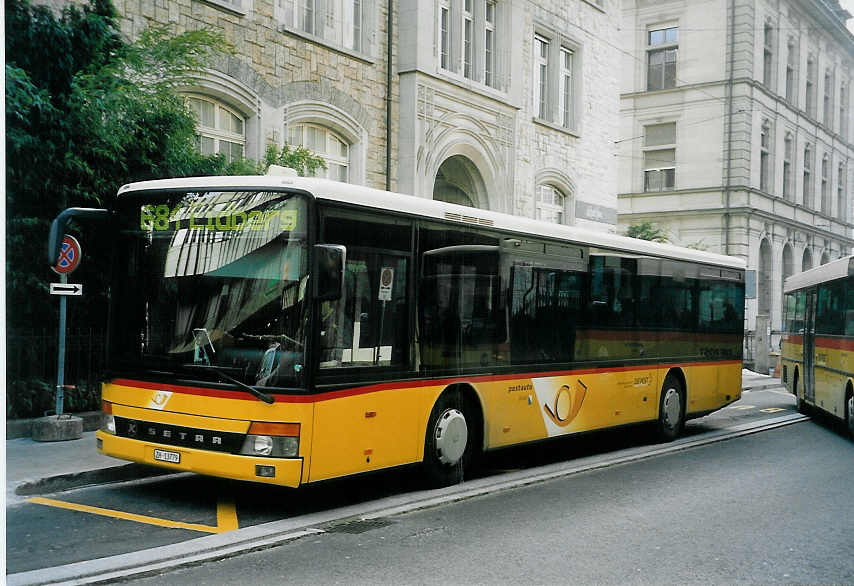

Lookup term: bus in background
[50,175,746,488]
[782,256,854,438]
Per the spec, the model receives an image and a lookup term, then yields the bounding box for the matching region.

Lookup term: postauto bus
[49,173,746,487]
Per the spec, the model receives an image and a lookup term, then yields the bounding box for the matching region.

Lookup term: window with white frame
[643,122,676,192]
[806,56,816,118]
[838,162,847,221]
[287,123,350,182]
[647,26,677,91]
[763,22,774,88]
[438,0,504,89]
[824,69,834,128]
[821,153,830,214]
[187,95,246,163]
[803,143,813,208]
[760,119,772,192]
[535,184,567,224]
[840,82,848,140]
[532,30,579,131]
[783,133,793,201]
[276,0,367,53]
[785,38,797,104]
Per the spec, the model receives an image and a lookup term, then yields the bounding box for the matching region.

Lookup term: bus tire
[845,387,854,440]
[794,371,807,414]
[423,392,473,488]
[656,374,684,442]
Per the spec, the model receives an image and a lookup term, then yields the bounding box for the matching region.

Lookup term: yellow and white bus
[51,175,746,487]
[782,256,854,438]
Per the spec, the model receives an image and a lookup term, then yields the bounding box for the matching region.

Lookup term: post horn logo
[149,391,172,409]
[543,380,588,427]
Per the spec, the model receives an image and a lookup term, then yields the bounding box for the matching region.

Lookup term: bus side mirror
[48,207,109,266]
[314,245,346,301]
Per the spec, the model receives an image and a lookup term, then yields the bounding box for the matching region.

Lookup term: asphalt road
[7,386,851,584]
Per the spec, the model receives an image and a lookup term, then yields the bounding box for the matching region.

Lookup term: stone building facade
[618,0,854,353]
[101,0,620,231]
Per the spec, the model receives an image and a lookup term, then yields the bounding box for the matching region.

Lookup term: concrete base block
[31,415,84,442]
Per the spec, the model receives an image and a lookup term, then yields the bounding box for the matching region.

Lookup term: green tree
[5,0,324,335]
[625,221,669,243]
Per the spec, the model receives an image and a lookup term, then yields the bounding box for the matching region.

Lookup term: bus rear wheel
[656,374,684,442]
[846,390,854,439]
[423,392,473,487]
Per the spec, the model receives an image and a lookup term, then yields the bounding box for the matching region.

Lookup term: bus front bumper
[96,431,303,487]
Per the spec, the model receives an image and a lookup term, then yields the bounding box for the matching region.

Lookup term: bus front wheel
[423,392,472,487]
[656,374,684,442]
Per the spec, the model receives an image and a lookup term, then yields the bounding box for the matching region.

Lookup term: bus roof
[118,176,746,270]
[784,255,854,293]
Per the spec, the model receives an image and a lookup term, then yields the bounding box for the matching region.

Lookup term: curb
[7,411,103,440]
[15,464,175,497]
[742,380,785,391]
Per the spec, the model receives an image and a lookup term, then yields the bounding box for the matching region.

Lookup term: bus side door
[804,288,817,404]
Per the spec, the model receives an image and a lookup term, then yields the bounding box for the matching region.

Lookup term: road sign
[378,267,394,301]
[52,235,82,275]
[50,283,83,296]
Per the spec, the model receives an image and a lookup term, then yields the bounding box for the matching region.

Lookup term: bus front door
[803,288,817,404]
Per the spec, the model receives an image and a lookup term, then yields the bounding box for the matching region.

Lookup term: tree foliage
[5,0,324,336]
[625,222,669,243]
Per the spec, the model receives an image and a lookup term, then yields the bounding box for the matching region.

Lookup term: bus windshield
[109,190,310,389]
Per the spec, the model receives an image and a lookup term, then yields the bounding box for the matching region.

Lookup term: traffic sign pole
[56,274,68,416]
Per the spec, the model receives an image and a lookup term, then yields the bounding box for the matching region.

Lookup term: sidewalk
[5,370,784,507]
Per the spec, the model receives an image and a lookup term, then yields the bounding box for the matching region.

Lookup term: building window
[840,82,848,140]
[783,133,793,201]
[647,26,677,91]
[806,56,816,118]
[187,95,246,163]
[785,38,797,104]
[532,30,579,131]
[803,143,813,208]
[824,69,834,128]
[438,0,503,89]
[287,123,350,182]
[535,184,567,224]
[821,153,830,214]
[763,22,774,88]
[439,0,450,69]
[838,162,847,222]
[277,0,367,53]
[485,1,495,87]
[534,34,549,120]
[760,119,771,192]
[643,122,676,192]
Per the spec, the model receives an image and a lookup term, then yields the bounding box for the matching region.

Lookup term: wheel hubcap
[663,388,681,429]
[434,408,468,465]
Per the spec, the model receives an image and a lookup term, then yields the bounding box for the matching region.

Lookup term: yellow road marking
[760,407,785,413]
[28,497,222,534]
[217,497,239,532]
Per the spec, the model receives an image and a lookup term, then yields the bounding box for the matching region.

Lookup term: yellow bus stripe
[216,497,239,532]
[28,497,221,534]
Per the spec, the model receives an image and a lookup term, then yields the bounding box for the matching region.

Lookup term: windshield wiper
[182,364,274,404]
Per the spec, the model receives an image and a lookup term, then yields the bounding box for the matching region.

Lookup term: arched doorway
[802,247,813,272]
[782,243,794,297]
[758,239,773,317]
[433,155,487,209]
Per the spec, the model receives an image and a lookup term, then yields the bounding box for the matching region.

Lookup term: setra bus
[50,174,746,487]
[781,256,854,438]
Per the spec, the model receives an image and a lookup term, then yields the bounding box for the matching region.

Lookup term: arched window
[287,123,350,182]
[186,95,246,163]
[535,184,567,224]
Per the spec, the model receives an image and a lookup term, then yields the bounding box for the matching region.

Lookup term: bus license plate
[153,449,181,464]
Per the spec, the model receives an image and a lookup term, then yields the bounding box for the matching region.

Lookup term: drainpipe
[386,0,393,191]
[724,0,735,256]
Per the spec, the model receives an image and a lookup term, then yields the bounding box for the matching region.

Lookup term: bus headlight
[101,401,116,435]
[239,422,300,458]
